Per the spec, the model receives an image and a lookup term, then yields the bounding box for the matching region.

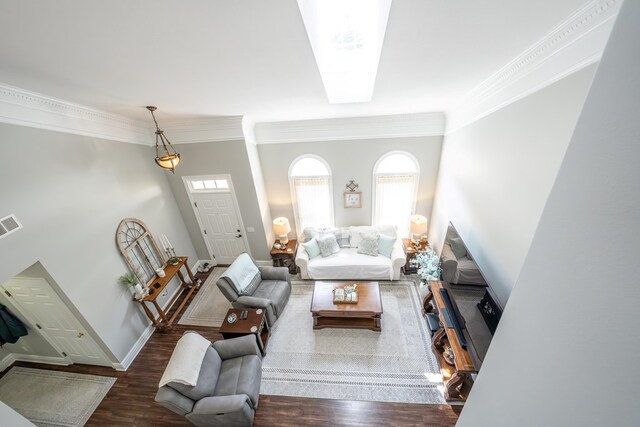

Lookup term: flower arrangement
[415,247,441,282]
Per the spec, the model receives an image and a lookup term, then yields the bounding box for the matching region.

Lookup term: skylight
[297,0,393,104]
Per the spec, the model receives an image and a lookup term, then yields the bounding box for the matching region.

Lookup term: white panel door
[2,277,111,367]
[193,192,248,264]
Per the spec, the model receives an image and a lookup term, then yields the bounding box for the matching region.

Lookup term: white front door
[2,277,111,367]
[193,192,248,264]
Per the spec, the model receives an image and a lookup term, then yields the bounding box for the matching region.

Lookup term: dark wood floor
[1,271,462,426]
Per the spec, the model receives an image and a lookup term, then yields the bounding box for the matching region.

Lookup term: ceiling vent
[0,214,22,239]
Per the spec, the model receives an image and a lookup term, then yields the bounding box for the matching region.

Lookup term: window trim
[184,175,231,194]
[371,151,420,231]
[288,154,335,236]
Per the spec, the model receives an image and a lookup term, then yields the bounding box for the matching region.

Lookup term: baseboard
[114,323,155,371]
[0,353,71,372]
[0,353,15,372]
[255,260,272,267]
[116,261,200,371]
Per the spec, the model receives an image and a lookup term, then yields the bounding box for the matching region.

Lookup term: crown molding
[446,0,621,135]
[254,112,445,144]
[163,116,245,144]
[0,83,153,144]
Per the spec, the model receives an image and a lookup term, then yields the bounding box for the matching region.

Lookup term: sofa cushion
[302,238,321,259]
[317,233,340,257]
[302,227,321,242]
[349,226,374,247]
[357,233,379,257]
[332,227,351,247]
[252,280,290,317]
[448,237,467,260]
[377,233,395,258]
[214,354,262,408]
[167,346,222,401]
[307,248,392,280]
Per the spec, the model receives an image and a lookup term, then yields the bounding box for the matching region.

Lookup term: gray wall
[166,140,271,261]
[430,64,596,305]
[0,123,197,363]
[458,2,640,425]
[258,136,443,235]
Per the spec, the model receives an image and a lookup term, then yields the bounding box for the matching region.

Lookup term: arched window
[372,151,420,237]
[289,155,334,235]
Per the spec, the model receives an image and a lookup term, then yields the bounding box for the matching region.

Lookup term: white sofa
[296,225,406,281]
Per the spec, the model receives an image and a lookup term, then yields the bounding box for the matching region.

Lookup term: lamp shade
[273,217,291,236]
[410,215,428,235]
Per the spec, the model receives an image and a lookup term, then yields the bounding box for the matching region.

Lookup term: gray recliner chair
[217,254,291,327]
[155,333,262,427]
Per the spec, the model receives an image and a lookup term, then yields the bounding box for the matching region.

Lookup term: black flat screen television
[440,222,503,363]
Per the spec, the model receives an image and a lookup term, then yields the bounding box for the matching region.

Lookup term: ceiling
[0,0,590,123]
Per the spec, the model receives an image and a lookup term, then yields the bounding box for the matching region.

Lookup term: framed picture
[344,192,362,208]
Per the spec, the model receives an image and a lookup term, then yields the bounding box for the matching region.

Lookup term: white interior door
[2,277,111,367]
[193,192,248,264]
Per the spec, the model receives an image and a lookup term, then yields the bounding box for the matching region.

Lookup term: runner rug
[0,367,115,426]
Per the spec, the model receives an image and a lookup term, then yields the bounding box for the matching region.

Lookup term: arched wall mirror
[116,218,166,286]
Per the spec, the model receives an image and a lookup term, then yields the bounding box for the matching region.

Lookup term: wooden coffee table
[310,281,383,331]
[219,308,270,356]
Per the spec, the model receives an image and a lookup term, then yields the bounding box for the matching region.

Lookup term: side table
[270,239,298,274]
[402,238,428,274]
[219,308,270,356]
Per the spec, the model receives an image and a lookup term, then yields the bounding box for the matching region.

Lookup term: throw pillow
[302,238,321,259]
[302,227,320,243]
[377,233,395,258]
[357,233,379,257]
[332,227,351,247]
[317,233,340,257]
[449,237,467,259]
[349,226,374,247]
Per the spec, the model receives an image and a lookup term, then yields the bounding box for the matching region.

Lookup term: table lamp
[410,214,428,245]
[273,217,291,245]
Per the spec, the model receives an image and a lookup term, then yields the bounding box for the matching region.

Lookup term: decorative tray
[333,285,359,304]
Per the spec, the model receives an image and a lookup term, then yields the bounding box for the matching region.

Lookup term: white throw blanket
[159,332,211,387]
[222,253,259,295]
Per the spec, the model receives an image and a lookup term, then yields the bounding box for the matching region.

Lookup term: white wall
[458,1,640,425]
[430,64,596,305]
[0,124,197,364]
[258,136,443,235]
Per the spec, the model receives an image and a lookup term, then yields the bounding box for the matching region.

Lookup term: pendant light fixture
[146,106,180,173]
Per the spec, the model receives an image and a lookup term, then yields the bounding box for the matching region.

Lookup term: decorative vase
[156,268,166,278]
[133,283,143,294]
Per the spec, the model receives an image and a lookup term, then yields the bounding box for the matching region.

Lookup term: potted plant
[118,272,143,296]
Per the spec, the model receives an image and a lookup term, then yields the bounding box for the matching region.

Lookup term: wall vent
[0,214,22,239]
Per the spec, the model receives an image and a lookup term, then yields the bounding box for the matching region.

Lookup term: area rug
[0,367,116,426]
[178,267,232,327]
[261,280,446,404]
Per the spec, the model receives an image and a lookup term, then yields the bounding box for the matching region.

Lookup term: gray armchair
[217,254,291,327]
[155,333,262,427]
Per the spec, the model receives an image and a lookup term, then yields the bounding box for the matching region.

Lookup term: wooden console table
[137,256,198,330]
[424,280,479,401]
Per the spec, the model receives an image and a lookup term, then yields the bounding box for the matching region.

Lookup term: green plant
[118,272,138,287]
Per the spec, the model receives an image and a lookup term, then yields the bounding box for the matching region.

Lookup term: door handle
[77,332,84,338]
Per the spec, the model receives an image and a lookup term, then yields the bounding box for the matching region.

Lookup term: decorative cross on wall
[345,180,359,192]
